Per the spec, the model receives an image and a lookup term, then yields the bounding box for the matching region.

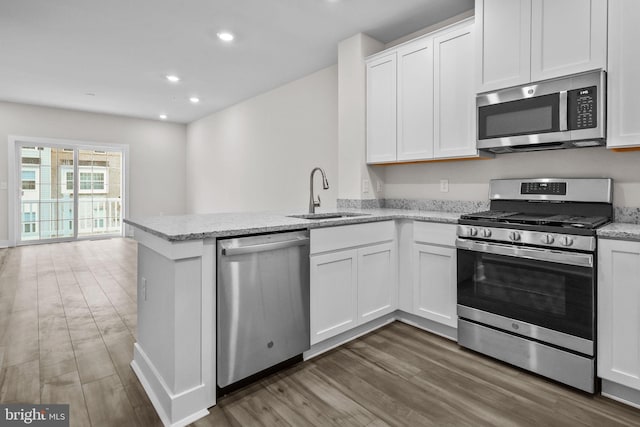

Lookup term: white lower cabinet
[411,222,458,328]
[598,239,640,390]
[412,243,457,328]
[310,220,458,346]
[310,249,358,345]
[310,221,397,345]
[358,242,397,323]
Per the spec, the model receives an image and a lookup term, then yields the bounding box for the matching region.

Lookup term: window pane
[21,171,36,180]
[66,172,73,190]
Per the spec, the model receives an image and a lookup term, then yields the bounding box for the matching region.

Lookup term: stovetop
[456,178,613,250]
[460,210,609,230]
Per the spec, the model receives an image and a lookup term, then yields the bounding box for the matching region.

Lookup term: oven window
[457,249,593,339]
[478,93,560,140]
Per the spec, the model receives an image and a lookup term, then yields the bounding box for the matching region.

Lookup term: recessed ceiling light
[159,114,168,120]
[165,75,180,83]
[189,97,200,104]
[217,32,235,42]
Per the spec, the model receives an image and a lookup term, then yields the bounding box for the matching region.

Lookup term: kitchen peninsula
[124,208,461,427]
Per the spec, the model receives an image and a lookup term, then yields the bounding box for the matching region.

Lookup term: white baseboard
[304,314,395,360]
[131,344,209,427]
[601,379,640,409]
[303,311,457,361]
[394,311,457,341]
[0,240,10,249]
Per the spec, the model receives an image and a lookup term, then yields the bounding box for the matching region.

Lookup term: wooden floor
[2,239,640,426]
[0,238,161,427]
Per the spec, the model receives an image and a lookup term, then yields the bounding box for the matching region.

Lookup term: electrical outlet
[142,277,147,301]
[363,179,370,193]
[0,181,7,190]
[376,181,383,193]
[440,179,449,193]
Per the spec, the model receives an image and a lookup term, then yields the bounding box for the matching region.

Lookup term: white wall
[186,66,338,214]
[382,147,640,207]
[338,33,385,201]
[0,101,187,244]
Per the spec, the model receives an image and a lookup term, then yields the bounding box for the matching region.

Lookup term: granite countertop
[124,208,461,241]
[597,223,640,242]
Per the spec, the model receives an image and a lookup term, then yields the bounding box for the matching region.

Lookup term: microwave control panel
[568,86,597,130]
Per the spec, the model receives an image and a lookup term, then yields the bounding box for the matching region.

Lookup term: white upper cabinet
[366,53,397,163]
[366,19,479,164]
[433,25,477,159]
[476,0,532,93]
[397,39,434,161]
[476,0,607,93]
[530,0,607,82]
[607,0,640,149]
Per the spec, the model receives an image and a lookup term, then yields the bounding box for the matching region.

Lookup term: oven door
[456,238,594,354]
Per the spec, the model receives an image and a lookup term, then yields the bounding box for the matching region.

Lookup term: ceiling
[0,0,474,124]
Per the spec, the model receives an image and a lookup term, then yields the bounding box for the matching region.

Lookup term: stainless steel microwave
[476,70,606,154]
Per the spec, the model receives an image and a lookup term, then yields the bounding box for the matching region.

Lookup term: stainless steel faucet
[309,167,329,214]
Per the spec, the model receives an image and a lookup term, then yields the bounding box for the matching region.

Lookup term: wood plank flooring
[2,238,640,426]
[0,238,161,427]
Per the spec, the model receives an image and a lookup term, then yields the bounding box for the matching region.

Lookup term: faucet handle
[314,195,321,208]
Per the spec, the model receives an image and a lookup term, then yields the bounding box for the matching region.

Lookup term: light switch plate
[0,181,7,190]
[362,179,370,193]
[440,179,449,193]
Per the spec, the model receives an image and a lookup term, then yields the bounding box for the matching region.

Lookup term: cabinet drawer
[413,221,456,247]
[311,220,395,254]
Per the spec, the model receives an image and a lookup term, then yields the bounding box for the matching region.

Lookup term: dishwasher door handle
[221,237,309,256]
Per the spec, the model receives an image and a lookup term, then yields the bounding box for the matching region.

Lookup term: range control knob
[560,236,574,247]
[541,234,555,244]
[509,231,521,242]
[468,227,478,237]
[481,228,492,238]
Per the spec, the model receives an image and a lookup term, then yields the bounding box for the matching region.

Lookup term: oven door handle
[455,238,593,268]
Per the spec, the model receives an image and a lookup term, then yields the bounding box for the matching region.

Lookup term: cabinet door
[598,239,640,390]
[531,0,607,82]
[433,25,477,159]
[476,0,532,93]
[366,53,397,164]
[310,250,358,345]
[357,242,397,323]
[397,38,434,161]
[413,243,457,327]
[607,0,640,148]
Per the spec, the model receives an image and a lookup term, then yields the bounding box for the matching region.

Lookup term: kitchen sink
[287,212,371,220]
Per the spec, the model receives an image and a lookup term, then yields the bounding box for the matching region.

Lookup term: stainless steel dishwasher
[217,230,310,389]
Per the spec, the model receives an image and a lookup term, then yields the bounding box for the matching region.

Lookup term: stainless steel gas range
[456,178,613,393]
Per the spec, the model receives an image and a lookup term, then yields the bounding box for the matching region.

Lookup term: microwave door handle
[559,90,568,131]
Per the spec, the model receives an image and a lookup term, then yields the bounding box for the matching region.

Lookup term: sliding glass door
[17,143,124,244]
[76,149,122,238]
